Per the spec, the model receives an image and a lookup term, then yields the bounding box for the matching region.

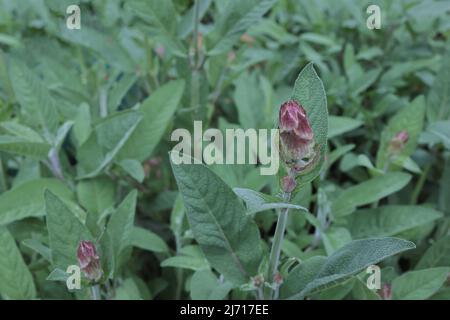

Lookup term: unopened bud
[278,100,315,169]
[251,275,264,287]
[389,130,409,155]
[77,240,103,282]
[273,272,283,285]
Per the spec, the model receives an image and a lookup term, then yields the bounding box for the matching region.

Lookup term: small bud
[380,283,392,300]
[389,130,409,155]
[273,272,283,285]
[77,240,103,282]
[281,175,296,193]
[278,100,315,169]
[251,275,264,287]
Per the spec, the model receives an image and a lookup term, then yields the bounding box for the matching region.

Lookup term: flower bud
[278,100,315,169]
[77,240,103,282]
[273,272,283,285]
[389,130,409,155]
[251,275,264,288]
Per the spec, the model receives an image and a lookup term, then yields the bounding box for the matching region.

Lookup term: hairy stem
[90,285,101,300]
[267,191,291,299]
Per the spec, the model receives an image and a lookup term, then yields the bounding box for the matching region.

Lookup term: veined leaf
[328,116,363,138]
[285,238,415,299]
[118,80,185,161]
[392,267,450,300]
[170,156,262,285]
[0,178,73,226]
[45,190,92,270]
[291,62,328,187]
[347,206,443,239]
[415,235,450,270]
[331,172,411,217]
[0,227,36,299]
[131,226,169,254]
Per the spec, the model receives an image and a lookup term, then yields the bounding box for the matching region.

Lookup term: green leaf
[376,95,426,170]
[73,103,91,147]
[427,53,450,122]
[233,188,308,214]
[415,235,450,270]
[76,176,115,216]
[331,172,411,217]
[106,190,137,272]
[280,256,327,299]
[9,59,59,135]
[392,267,450,300]
[126,0,187,57]
[77,110,142,178]
[117,159,145,183]
[291,62,328,187]
[161,255,208,271]
[170,156,262,285]
[347,206,443,239]
[206,0,277,56]
[46,268,70,282]
[0,135,50,159]
[286,238,415,299]
[328,116,363,138]
[131,226,169,254]
[420,121,450,150]
[45,190,92,270]
[0,227,36,299]
[190,269,234,300]
[118,80,185,161]
[0,178,73,226]
[22,238,51,262]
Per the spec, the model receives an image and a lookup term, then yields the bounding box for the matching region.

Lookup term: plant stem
[90,285,101,300]
[410,162,432,204]
[0,155,8,192]
[267,191,291,299]
[48,148,64,181]
[192,0,200,69]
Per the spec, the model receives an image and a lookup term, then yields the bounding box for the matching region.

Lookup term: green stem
[410,162,432,204]
[0,155,8,192]
[267,192,291,299]
[90,285,101,300]
[192,0,200,68]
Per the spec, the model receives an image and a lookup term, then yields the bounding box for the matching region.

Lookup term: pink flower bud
[281,175,296,193]
[77,240,103,282]
[251,275,264,287]
[279,100,315,168]
[273,272,283,285]
[389,130,409,154]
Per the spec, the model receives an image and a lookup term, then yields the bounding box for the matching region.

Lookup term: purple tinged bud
[278,100,315,168]
[380,283,392,300]
[77,240,103,282]
[389,130,409,154]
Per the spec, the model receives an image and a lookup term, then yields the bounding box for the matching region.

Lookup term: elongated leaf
[190,269,234,300]
[328,116,363,138]
[0,178,73,226]
[126,0,186,56]
[161,255,209,271]
[45,191,92,270]
[347,206,443,239]
[376,95,426,170]
[106,190,137,271]
[76,176,115,216]
[131,226,169,253]
[331,172,411,217]
[415,235,450,270]
[392,267,450,300]
[286,238,415,299]
[170,156,262,285]
[118,80,185,161]
[0,135,50,159]
[0,227,36,299]
[291,62,328,187]
[9,59,59,134]
[206,0,277,56]
[77,110,142,178]
[233,188,307,214]
[427,53,450,122]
